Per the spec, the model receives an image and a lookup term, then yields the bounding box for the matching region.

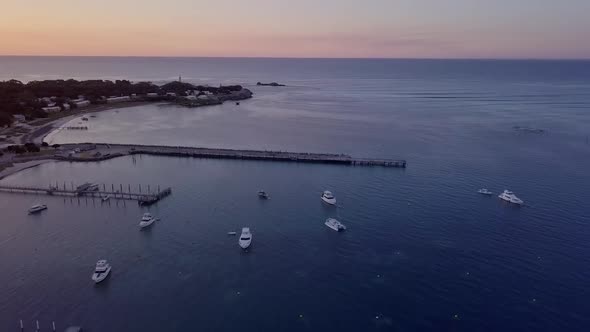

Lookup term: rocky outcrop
[176,88,252,108]
[257,82,285,87]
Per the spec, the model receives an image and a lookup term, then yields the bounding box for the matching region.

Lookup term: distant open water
[0,57,589,331]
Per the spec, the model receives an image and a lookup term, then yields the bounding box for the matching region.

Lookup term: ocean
[1,57,589,331]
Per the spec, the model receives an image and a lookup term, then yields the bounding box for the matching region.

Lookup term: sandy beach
[0,101,162,177]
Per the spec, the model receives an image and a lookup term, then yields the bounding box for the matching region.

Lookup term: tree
[0,113,12,127]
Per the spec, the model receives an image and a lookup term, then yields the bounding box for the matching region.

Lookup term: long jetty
[0,182,172,204]
[57,143,407,168]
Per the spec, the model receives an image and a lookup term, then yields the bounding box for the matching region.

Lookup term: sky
[1,0,589,59]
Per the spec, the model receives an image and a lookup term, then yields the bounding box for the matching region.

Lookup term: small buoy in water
[237,291,241,295]
[532,298,536,302]
[375,315,380,319]
[466,272,470,276]
[377,274,381,278]
[299,314,303,318]
[453,314,460,320]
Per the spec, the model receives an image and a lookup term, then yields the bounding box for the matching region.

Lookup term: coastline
[0,159,53,180]
[0,101,164,177]
[26,101,162,145]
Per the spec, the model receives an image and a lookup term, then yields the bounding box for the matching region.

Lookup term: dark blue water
[1,57,589,331]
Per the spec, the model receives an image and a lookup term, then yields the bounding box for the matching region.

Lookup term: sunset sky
[1,0,589,58]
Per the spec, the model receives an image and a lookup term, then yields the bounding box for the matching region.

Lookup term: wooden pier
[0,182,172,203]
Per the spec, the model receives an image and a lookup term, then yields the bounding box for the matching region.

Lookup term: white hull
[321,196,336,205]
[28,205,47,214]
[92,266,111,283]
[498,190,524,205]
[239,227,252,249]
[139,218,155,228]
[239,240,251,249]
[499,196,524,205]
[325,218,346,232]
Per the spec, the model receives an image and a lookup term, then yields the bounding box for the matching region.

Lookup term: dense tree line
[0,79,245,127]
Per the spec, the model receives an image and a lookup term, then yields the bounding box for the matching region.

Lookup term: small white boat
[325,218,346,232]
[478,188,493,195]
[91,259,111,283]
[498,190,524,205]
[28,204,48,214]
[227,231,237,236]
[239,227,252,249]
[101,194,111,202]
[258,190,269,199]
[321,190,336,205]
[139,213,156,228]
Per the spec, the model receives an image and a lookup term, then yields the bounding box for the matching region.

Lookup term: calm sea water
[1,57,590,331]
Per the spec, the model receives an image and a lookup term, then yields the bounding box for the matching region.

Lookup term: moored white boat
[498,190,524,205]
[239,227,252,249]
[91,259,111,283]
[478,188,493,195]
[321,191,336,205]
[139,213,156,228]
[258,190,269,199]
[101,194,111,202]
[28,204,47,214]
[325,218,346,232]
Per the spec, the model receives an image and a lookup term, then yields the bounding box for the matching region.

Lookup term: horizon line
[0,55,589,61]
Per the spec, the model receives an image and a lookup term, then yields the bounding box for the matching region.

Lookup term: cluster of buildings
[184,90,216,102]
[39,96,91,114]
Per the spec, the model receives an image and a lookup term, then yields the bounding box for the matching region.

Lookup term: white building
[13,114,26,122]
[74,100,90,108]
[42,106,61,113]
[106,96,131,103]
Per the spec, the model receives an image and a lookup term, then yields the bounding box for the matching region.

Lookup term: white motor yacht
[478,188,493,195]
[139,213,156,228]
[91,259,111,283]
[325,218,347,232]
[28,204,48,214]
[239,227,252,249]
[498,190,524,205]
[258,190,269,199]
[321,191,337,205]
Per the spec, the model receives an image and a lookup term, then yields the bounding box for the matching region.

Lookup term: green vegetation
[3,142,42,154]
[0,79,246,127]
